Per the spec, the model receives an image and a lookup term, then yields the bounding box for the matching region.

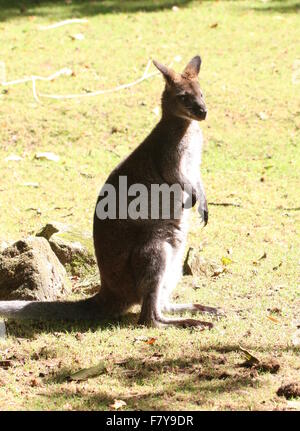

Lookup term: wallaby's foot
[165,303,225,316]
[138,315,213,330]
[161,318,213,330]
[137,285,213,329]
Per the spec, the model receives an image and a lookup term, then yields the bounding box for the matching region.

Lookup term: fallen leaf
[146,337,157,345]
[35,152,60,162]
[70,33,84,41]
[258,252,267,261]
[221,256,233,266]
[133,335,157,344]
[22,182,39,188]
[69,361,106,381]
[109,399,127,410]
[253,252,267,265]
[267,315,279,323]
[268,307,281,315]
[210,22,218,28]
[257,112,269,120]
[239,346,260,365]
[212,265,226,277]
[273,262,282,271]
[30,378,39,387]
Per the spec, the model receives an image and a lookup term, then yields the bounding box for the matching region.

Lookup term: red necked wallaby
[0,56,222,328]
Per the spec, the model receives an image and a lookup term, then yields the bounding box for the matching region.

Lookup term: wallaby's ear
[153,59,177,85]
[182,55,202,79]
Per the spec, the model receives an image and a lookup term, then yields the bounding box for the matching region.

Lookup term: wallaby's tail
[0,293,109,321]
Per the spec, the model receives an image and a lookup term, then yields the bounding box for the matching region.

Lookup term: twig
[38,19,88,31]
[280,207,300,211]
[208,202,242,208]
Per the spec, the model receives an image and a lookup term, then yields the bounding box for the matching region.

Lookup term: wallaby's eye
[177,93,188,102]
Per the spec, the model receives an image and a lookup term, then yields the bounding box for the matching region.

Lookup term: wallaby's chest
[178,121,203,183]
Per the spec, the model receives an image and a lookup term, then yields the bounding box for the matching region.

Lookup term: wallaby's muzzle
[191,108,207,121]
[192,99,207,121]
[198,109,207,121]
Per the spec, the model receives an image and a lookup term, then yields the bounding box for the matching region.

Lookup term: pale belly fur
[159,121,203,311]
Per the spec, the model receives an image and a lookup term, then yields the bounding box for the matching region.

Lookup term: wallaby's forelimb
[197,175,208,226]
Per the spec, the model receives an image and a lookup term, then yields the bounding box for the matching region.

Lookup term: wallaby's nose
[193,102,207,120]
[198,108,207,120]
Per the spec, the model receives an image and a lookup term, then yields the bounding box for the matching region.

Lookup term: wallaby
[0,56,222,328]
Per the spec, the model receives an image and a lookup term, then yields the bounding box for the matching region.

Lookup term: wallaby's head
[153,55,207,121]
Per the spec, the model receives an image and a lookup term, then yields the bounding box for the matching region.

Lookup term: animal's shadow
[4,311,140,339]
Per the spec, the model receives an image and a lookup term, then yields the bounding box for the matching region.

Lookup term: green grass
[0,0,299,411]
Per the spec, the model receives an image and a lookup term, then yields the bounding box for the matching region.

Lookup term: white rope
[1,67,73,87]
[38,70,160,100]
[38,19,88,31]
[0,59,178,102]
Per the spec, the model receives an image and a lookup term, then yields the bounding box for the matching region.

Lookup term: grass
[0,0,299,411]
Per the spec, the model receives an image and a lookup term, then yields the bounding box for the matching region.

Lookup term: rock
[0,241,9,253]
[36,222,96,276]
[183,247,197,276]
[0,237,70,301]
[183,247,226,277]
[36,223,61,240]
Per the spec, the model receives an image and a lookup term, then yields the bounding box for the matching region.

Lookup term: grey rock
[183,246,226,277]
[0,237,70,301]
[0,241,9,253]
[36,222,96,275]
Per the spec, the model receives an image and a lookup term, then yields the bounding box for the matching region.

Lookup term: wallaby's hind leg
[135,242,213,329]
[160,243,225,317]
